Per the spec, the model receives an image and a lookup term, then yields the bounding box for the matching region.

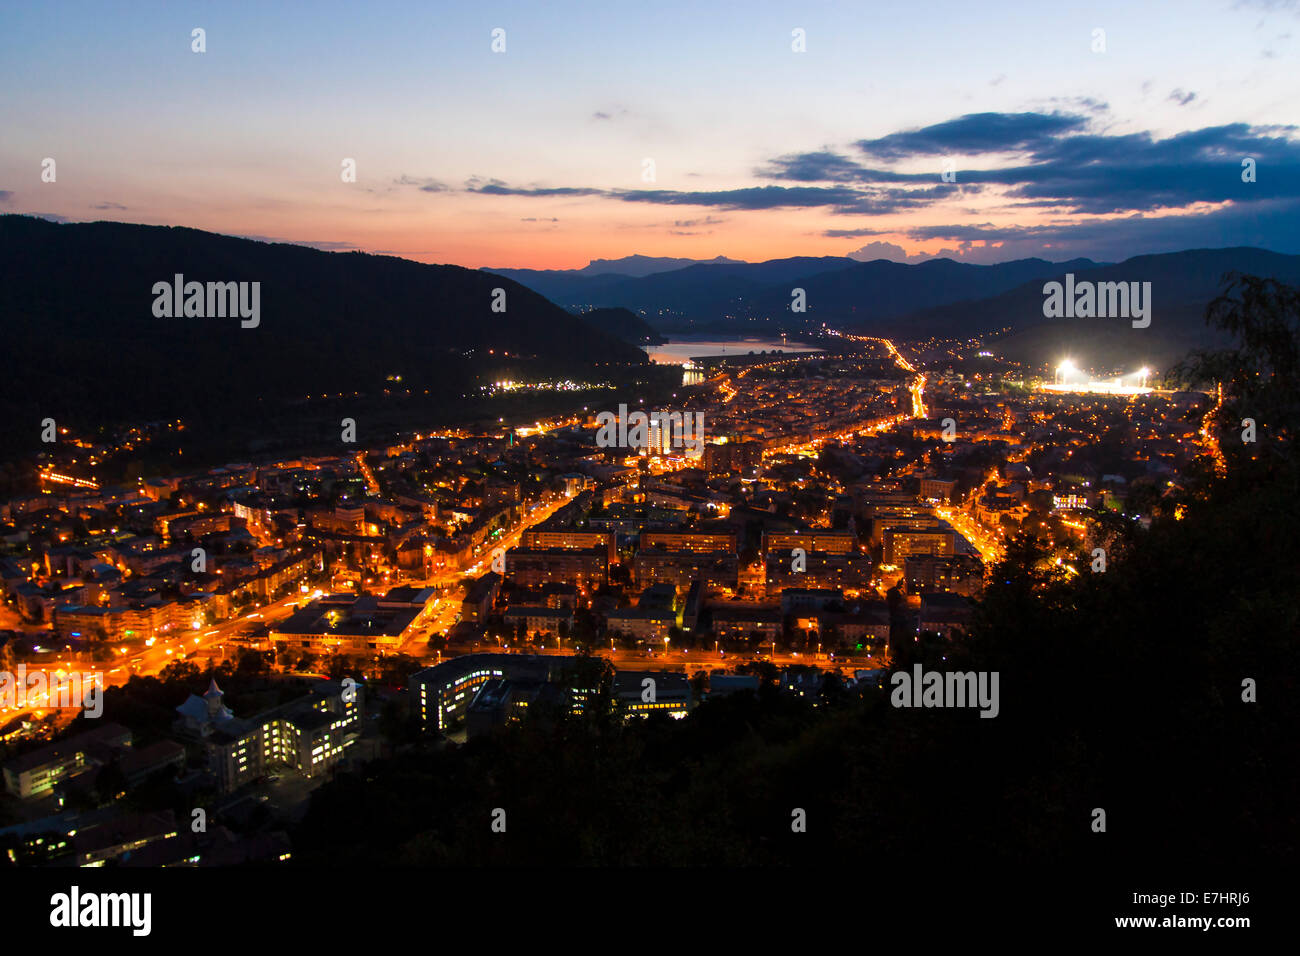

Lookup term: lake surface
[643,337,824,365]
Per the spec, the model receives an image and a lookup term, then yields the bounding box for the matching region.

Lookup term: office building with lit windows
[613,671,693,720]
[882,526,956,565]
[633,548,738,593]
[763,530,856,557]
[639,529,737,553]
[521,527,616,563]
[465,678,566,738]
[175,678,363,793]
[2,723,132,800]
[410,653,587,734]
[504,546,608,591]
[903,553,985,597]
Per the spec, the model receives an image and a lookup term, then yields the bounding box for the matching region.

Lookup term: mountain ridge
[0,215,653,457]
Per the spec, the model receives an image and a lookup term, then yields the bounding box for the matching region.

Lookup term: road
[1199,383,1226,474]
[935,504,1006,564]
[427,642,886,675]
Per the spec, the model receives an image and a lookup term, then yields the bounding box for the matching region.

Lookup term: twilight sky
[1,0,1297,268]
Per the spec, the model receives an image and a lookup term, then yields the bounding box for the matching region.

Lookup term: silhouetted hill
[489,256,856,321]
[748,256,1104,326]
[0,215,648,456]
[496,249,1300,357]
[492,254,1104,332]
[890,247,1300,370]
[526,254,745,279]
[574,307,667,345]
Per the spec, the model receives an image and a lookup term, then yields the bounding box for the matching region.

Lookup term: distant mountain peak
[577,254,746,277]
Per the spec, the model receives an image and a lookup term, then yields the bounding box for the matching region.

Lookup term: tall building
[521,527,616,563]
[174,679,363,793]
[505,547,608,591]
[903,553,984,597]
[882,526,956,565]
[763,530,856,556]
[409,653,592,734]
[639,529,737,553]
[2,723,132,800]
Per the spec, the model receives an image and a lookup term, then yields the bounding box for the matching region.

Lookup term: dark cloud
[0,190,13,204]
[1168,89,1198,106]
[613,185,867,210]
[395,175,450,192]
[995,123,1300,213]
[1042,96,1110,115]
[758,150,918,183]
[467,177,602,197]
[884,196,1300,260]
[464,179,895,211]
[90,201,127,210]
[771,114,1300,214]
[823,227,885,238]
[829,184,986,215]
[854,112,1090,160]
[462,179,973,215]
[450,110,1300,258]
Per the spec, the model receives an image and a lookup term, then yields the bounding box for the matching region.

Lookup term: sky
[1,0,1298,269]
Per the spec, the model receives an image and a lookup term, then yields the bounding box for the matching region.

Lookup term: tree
[236,649,269,676]
[380,653,423,686]
[378,698,420,745]
[327,654,354,681]
[571,608,597,649]
[95,763,128,804]
[159,659,201,685]
[689,670,709,701]
[1176,273,1300,482]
